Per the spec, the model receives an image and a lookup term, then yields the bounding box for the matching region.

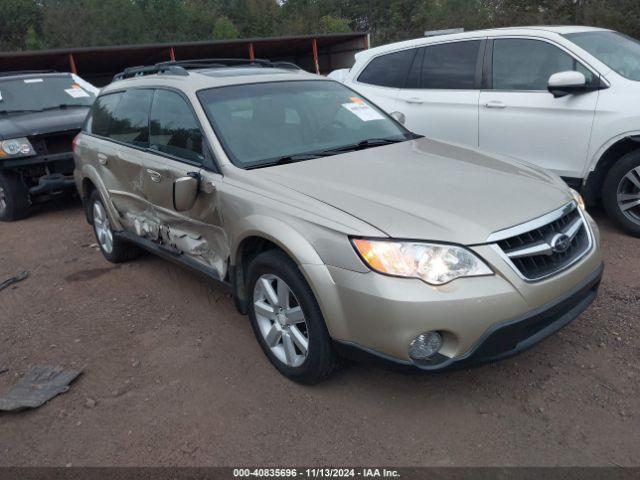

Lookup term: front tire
[89,190,140,263]
[247,250,337,384]
[0,171,30,222]
[603,151,640,237]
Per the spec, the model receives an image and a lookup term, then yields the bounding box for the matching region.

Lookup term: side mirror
[390,111,406,125]
[548,71,587,98]
[173,174,199,212]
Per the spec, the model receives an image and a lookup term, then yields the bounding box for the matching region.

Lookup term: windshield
[0,74,96,113]
[197,80,411,168]
[565,31,640,81]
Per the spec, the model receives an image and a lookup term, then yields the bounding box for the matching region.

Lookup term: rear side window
[149,90,203,163]
[86,93,123,137]
[418,41,481,89]
[492,39,595,91]
[109,89,153,147]
[357,49,416,88]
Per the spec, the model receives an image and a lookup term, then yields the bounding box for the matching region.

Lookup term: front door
[140,89,228,279]
[478,38,598,178]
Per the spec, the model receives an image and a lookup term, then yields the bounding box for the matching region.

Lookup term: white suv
[337,26,640,236]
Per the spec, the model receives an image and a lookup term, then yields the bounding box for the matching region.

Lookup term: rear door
[478,38,598,177]
[351,48,417,113]
[395,39,484,146]
[139,88,227,278]
[87,89,154,223]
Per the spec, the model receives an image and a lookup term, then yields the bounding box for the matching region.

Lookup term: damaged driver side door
[134,88,228,280]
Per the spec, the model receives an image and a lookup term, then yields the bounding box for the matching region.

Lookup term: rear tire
[247,249,337,384]
[0,171,30,222]
[89,190,140,263]
[602,151,640,237]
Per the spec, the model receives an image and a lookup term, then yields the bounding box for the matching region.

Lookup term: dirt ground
[0,198,638,467]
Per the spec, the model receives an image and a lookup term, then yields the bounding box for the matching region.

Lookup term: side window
[109,89,153,147]
[357,48,417,88]
[492,39,595,91]
[86,93,123,137]
[419,41,481,89]
[149,90,203,163]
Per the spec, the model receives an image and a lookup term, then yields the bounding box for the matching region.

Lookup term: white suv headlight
[352,239,493,285]
[1,137,35,158]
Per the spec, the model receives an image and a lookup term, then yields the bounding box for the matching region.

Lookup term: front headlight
[0,137,35,158]
[570,188,586,211]
[352,238,493,286]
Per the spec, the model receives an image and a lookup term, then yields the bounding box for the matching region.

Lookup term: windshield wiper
[39,104,90,111]
[248,152,330,169]
[319,137,406,155]
[0,108,43,115]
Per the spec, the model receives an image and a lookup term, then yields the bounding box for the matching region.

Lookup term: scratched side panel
[121,149,230,279]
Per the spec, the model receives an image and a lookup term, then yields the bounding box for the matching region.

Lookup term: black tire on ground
[89,190,140,263]
[247,249,338,384]
[602,150,640,237]
[0,171,30,222]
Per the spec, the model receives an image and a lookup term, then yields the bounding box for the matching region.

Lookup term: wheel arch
[229,216,325,314]
[584,134,640,205]
[77,165,123,230]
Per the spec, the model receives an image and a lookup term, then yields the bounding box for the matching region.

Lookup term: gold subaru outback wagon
[74,59,603,383]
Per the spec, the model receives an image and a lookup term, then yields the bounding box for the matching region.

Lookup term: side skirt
[115,230,232,294]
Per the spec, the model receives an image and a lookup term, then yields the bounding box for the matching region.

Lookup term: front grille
[494,203,591,281]
[29,130,79,156]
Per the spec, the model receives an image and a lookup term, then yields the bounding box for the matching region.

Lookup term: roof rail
[112,58,301,81]
[157,58,300,70]
[424,28,464,37]
[113,64,189,82]
[0,70,59,77]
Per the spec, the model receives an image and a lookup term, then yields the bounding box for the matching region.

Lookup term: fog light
[408,331,443,360]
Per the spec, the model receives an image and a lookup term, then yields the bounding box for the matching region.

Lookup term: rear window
[357,49,417,88]
[418,41,481,89]
[86,93,123,137]
[108,89,153,147]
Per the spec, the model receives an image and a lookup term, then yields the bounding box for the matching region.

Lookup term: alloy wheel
[617,166,640,226]
[253,274,309,368]
[93,201,114,254]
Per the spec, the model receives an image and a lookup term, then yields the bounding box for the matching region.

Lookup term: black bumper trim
[333,263,604,373]
[0,152,74,169]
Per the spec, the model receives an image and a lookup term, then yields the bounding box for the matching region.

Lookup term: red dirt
[0,199,638,466]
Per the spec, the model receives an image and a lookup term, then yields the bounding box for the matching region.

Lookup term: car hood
[0,108,89,140]
[251,137,573,245]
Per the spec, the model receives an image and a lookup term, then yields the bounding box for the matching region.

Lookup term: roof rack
[113,58,301,82]
[0,70,59,77]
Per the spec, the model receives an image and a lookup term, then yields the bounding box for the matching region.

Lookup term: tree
[319,15,351,34]
[25,26,43,50]
[0,0,41,51]
[212,16,239,39]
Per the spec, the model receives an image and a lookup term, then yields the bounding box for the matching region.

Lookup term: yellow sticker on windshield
[349,96,364,104]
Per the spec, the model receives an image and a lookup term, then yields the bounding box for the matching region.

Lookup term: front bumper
[332,263,603,371]
[0,151,75,170]
[302,213,602,369]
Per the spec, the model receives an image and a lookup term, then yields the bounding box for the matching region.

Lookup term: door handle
[484,100,507,109]
[405,97,424,104]
[146,169,162,183]
[97,153,108,165]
